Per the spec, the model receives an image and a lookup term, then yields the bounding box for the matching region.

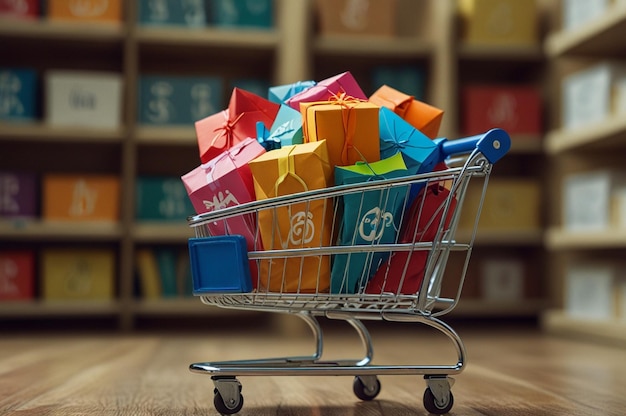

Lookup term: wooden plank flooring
[1,321,625,415]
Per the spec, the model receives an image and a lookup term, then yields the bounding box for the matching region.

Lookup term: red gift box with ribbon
[301,93,380,168]
[195,88,279,164]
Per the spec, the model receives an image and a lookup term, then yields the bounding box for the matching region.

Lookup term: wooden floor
[1,320,625,416]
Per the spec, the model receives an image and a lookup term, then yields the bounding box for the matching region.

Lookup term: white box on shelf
[563,170,626,231]
[562,62,626,130]
[481,258,524,301]
[565,263,615,320]
[45,70,123,129]
[562,0,609,31]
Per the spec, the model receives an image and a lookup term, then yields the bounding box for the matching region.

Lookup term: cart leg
[424,376,455,414]
[212,377,243,415]
[345,318,374,366]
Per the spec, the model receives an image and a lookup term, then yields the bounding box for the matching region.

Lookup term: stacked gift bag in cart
[182,71,453,296]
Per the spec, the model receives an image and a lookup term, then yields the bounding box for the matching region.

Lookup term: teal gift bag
[331,153,411,294]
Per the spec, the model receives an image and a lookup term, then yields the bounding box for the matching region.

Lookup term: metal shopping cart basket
[186,128,510,415]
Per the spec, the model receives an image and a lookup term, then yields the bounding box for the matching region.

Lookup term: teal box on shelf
[371,65,425,101]
[0,68,38,122]
[209,0,273,29]
[231,78,271,99]
[137,0,207,27]
[136,176,195,221]
[188,236,252,293]
[138,75,223,125]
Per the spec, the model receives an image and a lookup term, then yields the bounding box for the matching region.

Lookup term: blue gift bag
[331,153,411,294]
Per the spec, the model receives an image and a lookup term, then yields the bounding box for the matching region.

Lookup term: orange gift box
[248,140,333,293]
[43,174,120,222]
[369,85,443,139]
[301,97,379,168]
[47,0,122,22]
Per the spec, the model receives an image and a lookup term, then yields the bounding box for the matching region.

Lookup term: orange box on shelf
[315,0,397,37]
[42,174,120,222]
[47,0,122,23]
[41,248,115,301]
[0,251,35,301]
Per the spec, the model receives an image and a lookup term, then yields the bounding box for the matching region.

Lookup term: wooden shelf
[134,126,196,145]
[131,298,259,316]
[132,223,194,243]
[0,300,121,317]
[0,17,125,42]
[0,220,123,241]
[545,4,626,57]
[545,227,626,249]
[0,122,126,143]
[458,43,544,61]
[541,309,626,347]
[135,26,279,50]
[544,116,626,154]
[313,35,434,57]
[460,229,544,246]
[452,298,547,317]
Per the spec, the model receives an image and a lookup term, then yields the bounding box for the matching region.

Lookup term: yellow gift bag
[249,141,333,293]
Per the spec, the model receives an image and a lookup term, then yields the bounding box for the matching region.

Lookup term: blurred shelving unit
[541,2,626,346]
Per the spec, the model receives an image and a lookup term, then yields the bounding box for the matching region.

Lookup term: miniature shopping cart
[186,128,510,415]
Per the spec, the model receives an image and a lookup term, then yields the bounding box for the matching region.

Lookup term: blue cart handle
[437,128,511,164]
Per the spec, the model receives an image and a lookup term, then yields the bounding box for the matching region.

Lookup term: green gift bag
[331,153,411,294]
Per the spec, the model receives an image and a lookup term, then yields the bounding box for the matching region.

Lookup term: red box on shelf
[0,251,35,301]
[461,85,542,136]
[0,0,39,19]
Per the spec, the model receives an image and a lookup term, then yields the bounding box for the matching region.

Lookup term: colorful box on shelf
[0,251,35,301]
[565,262,620,320]
[135,248,187,298]
[268,80,316,105]
[371,65,425,101]
[0,0,39,19]
[0,68,38,122]
[457,0,538,46]
[42,174,120,222]
[248,140,333,293]
[562,62,626,130]
[285,71,367,111]
[47,0,122,22]
[459,179,541,230]
[209,0,273,29]
[369,84,443,139]
[315,0,397,37]
[135,176,195,221]
[195,87,279,163]
[563,170,626,231]
[301,98,379,168]
[138,75,223,126]
[41,249,115,301]
[480,258,525,301]
[138,0,206,27]
[0,172,37,219]
[45,70,123,130]
[461,85,542,136]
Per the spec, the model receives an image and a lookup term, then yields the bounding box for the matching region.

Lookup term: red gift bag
[365,183,456,295]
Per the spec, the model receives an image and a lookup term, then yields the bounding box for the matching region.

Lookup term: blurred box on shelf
[136,176,195,221]
[45,70,123,130]
[0,251,35,301]
[565,263,619,320]
[561,0,626,31]
[47,0,121,22]
[459,179,541,230]
[41,248,115,301]
[480,258,524,301]
[461,85,542,136]
[458,0,538,46]
[208,0,273,29]
[138,75,222,126]
[0,172,37,219]
[0,0,39,19]
[42,174,120,222]
[315,0,396,37]
[0,68,38,122]
[371,65,425,101]
[562,62,626,130]
[563,170,626,231]
[138,0,206,27]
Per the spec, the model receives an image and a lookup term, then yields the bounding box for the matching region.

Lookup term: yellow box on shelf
[41,248,115,301]
[47,0,122,23]
[457,0,539,46]
[42,174,120,222]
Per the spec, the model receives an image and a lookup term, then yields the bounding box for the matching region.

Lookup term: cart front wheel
[353,376,381,401]
[423,387,454,414]
[214,390,244,415]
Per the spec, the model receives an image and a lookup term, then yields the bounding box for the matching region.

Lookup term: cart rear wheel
[214,390,244,415]
[353,376,381,401]
[423,387,454,414]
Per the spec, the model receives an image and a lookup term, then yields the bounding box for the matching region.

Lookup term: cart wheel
[214,390,244,415]
[423,387,454,414]
[353,376,381,401]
